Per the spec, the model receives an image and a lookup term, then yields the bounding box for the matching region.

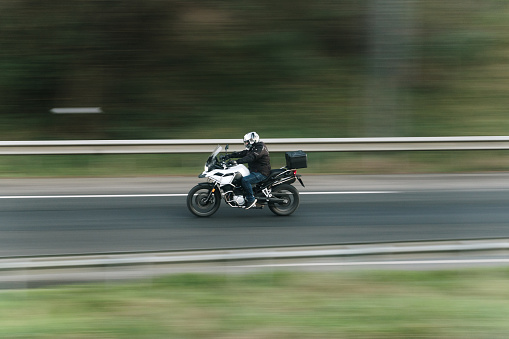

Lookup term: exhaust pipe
[257,197,288,204]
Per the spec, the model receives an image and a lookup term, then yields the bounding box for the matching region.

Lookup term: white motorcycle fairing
[205,164,250,186]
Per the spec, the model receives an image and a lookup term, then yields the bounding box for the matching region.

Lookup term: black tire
[268,184,300,216]
[187,185,221,217]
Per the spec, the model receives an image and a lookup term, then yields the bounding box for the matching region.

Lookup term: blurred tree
[0,0,503,140]
[364,0,415,137]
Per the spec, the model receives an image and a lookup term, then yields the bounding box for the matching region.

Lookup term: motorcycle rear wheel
[268,184,300,216]
[187,185,221,217]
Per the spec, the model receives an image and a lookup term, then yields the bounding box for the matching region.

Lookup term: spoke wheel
[268,184,300,216]
[187,185,221,217]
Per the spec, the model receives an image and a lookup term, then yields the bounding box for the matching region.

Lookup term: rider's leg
[241,172,267,204]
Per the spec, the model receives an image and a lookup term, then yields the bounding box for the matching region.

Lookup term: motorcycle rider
[223,132,271,209]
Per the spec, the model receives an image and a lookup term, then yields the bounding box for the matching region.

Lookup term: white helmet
[243,131,259,149]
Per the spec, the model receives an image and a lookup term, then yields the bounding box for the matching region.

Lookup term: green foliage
[1,0,509,141]
[1,150,509,177]
[2,269,509,338]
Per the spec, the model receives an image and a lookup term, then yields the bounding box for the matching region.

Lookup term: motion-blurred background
[1,1,508,175]
[2,4,509,337]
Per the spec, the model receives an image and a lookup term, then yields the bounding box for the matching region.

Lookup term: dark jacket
[230,141,271,177]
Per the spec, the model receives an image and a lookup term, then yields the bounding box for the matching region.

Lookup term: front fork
[204,184,218,203]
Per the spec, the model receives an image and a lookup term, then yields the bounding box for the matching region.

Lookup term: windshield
[210,145,222,158]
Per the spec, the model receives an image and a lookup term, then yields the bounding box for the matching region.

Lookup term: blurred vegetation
[2,150,509,177]
[2,269,509,338]
[1,0,509,141]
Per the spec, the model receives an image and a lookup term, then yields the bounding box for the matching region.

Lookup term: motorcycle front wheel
[268,184,300,216]
[187,185,221,217]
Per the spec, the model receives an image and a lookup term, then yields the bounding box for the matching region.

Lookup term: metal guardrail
[2,239,509,271]
[1,136,509,155]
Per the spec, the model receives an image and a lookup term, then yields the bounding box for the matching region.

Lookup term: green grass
[1,150,508,178]
[2,269,509,338]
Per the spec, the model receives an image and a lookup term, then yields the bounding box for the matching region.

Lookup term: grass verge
[1,269,509,338]
[0,151,508,178]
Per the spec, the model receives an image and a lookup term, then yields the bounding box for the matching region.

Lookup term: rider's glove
[220,155,230,161]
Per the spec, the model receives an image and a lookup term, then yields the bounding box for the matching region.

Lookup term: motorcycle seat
[266,169,286,180]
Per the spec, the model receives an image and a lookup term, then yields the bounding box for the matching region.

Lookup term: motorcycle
[187,145,306,217]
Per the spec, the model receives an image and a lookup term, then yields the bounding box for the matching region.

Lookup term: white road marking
[0,194,187,199]
[0,191,398,199]
[300,191,398,195]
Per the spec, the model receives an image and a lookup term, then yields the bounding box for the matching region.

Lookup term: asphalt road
[1,174,509,257]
